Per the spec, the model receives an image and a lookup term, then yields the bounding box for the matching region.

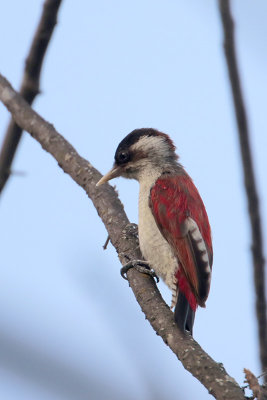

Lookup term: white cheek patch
[131,135,170,158]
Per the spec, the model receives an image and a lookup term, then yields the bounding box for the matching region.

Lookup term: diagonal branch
[0,74,246,400]
[0,0,62,194]
[218,0,267,377]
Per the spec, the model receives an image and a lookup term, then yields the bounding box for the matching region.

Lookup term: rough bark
[0,74,246,400]
[218,0,267,378]
[0,0,62,194]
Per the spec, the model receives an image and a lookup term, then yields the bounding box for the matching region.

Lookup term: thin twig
[0,0,62,194]
[103,236,110,250]
[218,0,267,378]
[258,371,267,380]
[0,74,246,400]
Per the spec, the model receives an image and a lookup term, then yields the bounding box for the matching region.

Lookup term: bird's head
[97,128,178,185]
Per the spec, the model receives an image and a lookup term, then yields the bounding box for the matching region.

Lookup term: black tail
[174,291,195,336]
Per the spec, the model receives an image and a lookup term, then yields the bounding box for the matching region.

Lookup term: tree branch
[0,74,246,400]
[218,0,267,378]
[0,0,62,194]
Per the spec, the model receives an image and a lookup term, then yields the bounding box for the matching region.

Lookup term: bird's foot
[120,260,159,283]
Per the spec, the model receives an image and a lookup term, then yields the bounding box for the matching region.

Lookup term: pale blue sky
[0,1,267,399]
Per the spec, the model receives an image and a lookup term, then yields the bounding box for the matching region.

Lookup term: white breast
[138,170,179,297]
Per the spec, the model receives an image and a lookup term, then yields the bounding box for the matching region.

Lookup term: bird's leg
[120,260,159,283]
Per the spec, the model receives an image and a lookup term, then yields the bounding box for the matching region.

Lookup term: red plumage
[149,172,213,311]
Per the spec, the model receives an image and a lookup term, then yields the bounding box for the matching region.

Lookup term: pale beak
[96,165,122,186]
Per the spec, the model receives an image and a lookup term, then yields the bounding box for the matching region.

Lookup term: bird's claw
[120,260,159,283]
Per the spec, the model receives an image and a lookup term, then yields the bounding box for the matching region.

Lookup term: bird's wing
[149,173,213,307]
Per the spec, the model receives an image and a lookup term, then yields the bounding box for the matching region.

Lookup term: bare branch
[243,368,267,400]
[218,0,267,377]
[244,368,261,399]
[0,74,246,400]
[0,0,62,194]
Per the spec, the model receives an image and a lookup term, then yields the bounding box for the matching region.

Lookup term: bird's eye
[117,151,130,164]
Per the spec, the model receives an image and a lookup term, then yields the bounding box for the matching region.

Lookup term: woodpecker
[97,128,212,335]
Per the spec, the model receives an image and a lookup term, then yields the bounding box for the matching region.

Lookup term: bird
[96,128,213,335]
